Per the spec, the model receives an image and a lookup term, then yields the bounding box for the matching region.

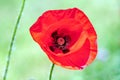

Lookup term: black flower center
[49,31,70,54]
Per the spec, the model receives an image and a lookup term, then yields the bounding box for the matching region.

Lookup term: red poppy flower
[30,8,97,70]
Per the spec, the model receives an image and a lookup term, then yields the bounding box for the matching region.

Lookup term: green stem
[3,0,26,80]
[49,64,55,80]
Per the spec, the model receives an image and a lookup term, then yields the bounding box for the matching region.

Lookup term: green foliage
[0,0,120,80]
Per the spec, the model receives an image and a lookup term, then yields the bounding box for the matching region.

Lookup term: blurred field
[0,0,120,80]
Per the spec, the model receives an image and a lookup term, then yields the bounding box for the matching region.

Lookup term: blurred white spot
[12,45,16,51]
[97,48,109,62]
[2,67,5,78]
[28,77,36,80]
[80,65,86,69]
[18,24,20,28]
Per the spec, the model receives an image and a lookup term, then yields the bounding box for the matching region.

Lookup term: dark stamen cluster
[49,31,70,54]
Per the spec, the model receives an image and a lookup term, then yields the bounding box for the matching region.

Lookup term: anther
[62,49,69,53]
[49,46,55,52]
[51,31,57,38]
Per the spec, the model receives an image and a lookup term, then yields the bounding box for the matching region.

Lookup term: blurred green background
[0,0,120,80]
